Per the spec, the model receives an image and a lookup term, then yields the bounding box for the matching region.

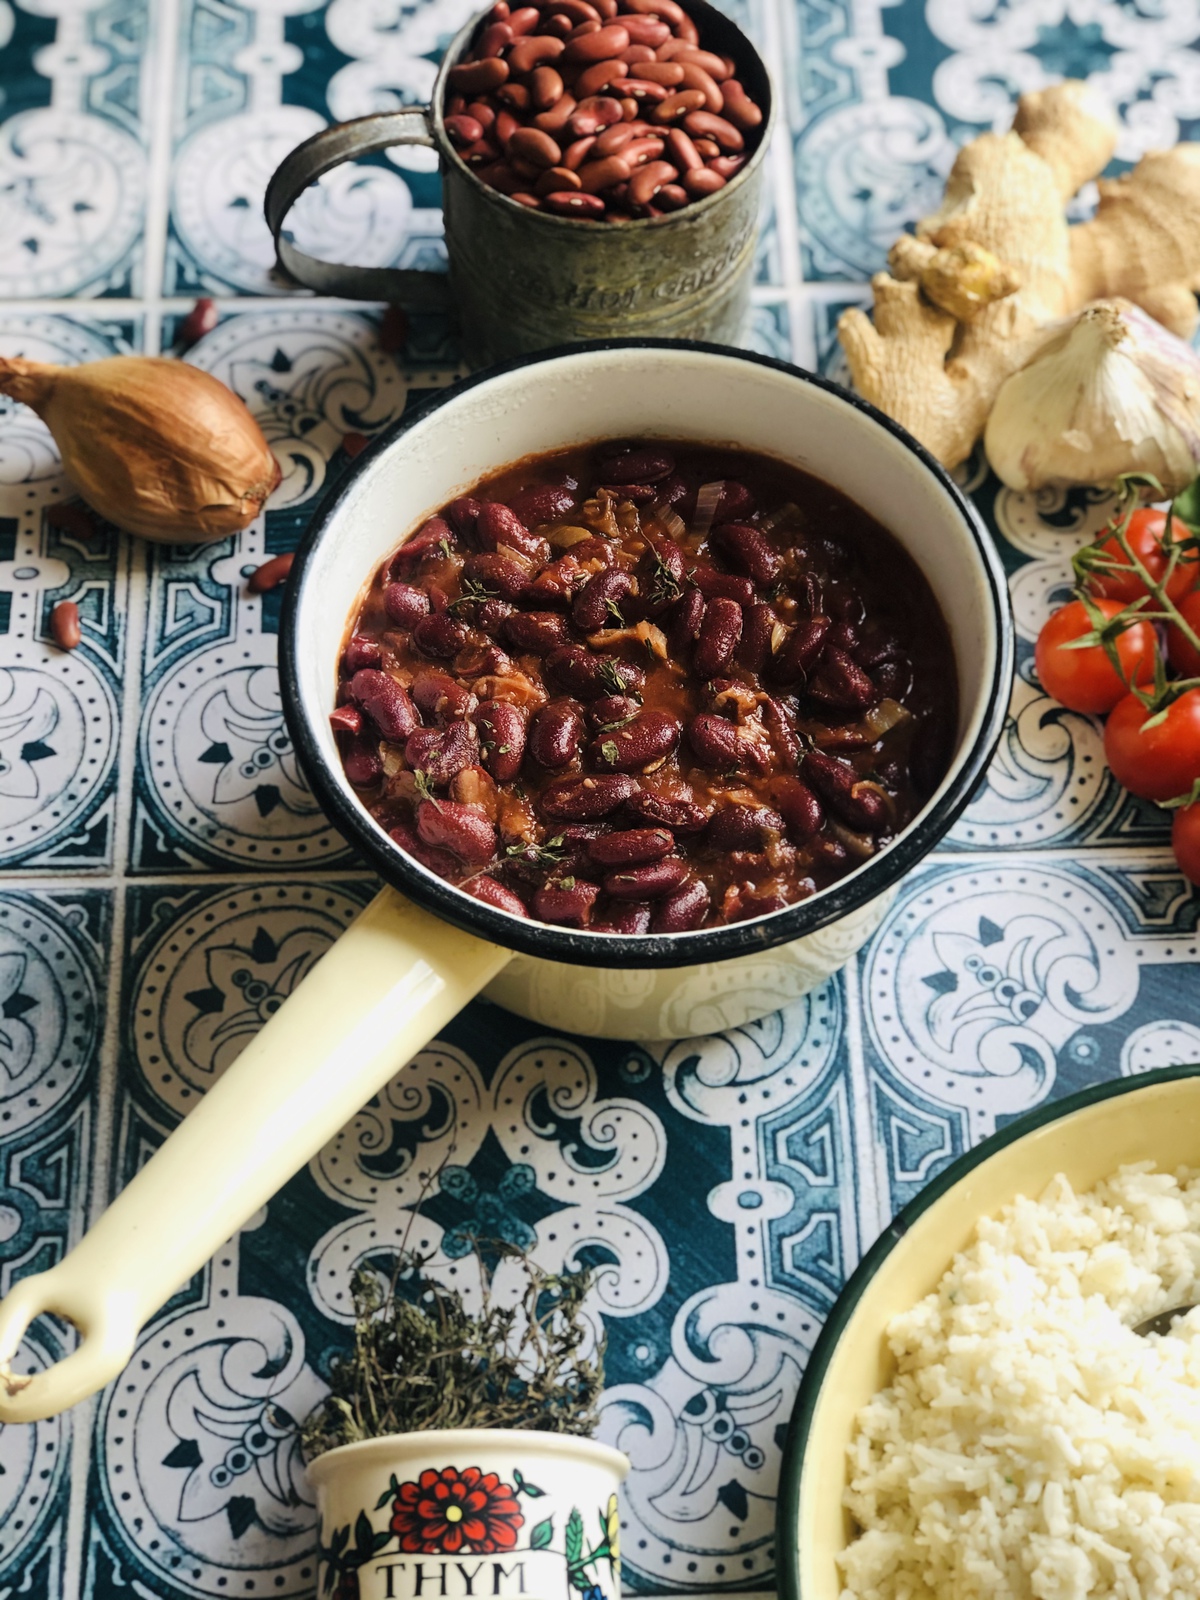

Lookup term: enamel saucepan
[0,342,1012,1421]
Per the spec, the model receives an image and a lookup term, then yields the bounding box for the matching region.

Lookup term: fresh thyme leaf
[448,577,496,612]
[438,538,454,559]
[506,834,566,867]
[646,544,682,607]
[560,876,576,891]
[600,739,620,765]
[412,769,441,808]
[596,659,626,695]
[605,597,625,622]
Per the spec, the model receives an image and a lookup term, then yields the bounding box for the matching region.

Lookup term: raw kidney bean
[678,61,723,108]
[738,603,775,673]
[657,183,689,210]
[629,160,678,206]
[652,875,710,932]
[349,669,419,741]
[503,610,571,653]
[533,97,579,134]
[722,77,763,129]
[464,550,532,602]
[529,700,585,767]
[343,634,383,672]
[683,166,724,197]
[604,857,688,898]
[808,647,877,710]
[711,522,780,584]
[682,110,742,148]
[384,582,432,628]
[405,720,479,785]
[533,880,600,926]
[706,802,784,851]
[543,190,606,216]
[588,827,674,866]
[248,552,294,592]
[692,568,754,605]
[509,126,561,166]
[693,596,743,677]
[537,164,582,194]
[590,709,680,771]
[446,113,485,145]
[508,483,578,525]
[709,154,746,179]
[546,645,644,698]
[564,23,630,60]
[592,901,652,933]
[463,875,529,916]
[802,750,889,833]
[449,57,509,93]
[622,791,710,833]
[667,587,705,654]
[531,64,565,107]
[476,700,527,781]
[412,668,477,722]
[772,776,823,840]
[343,735,384,787]
[686,711,741,768]
[579,154,632,192]
[654,89,706,122]
[771,615,831,684]
[417,798,497,864]
[588,693,641,728]
[539,772,639,818]
[572,567,633,631]
[341,436,957,930]
[413,612,470,658]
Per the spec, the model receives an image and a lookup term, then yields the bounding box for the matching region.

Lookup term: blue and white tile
[0,0,153,299]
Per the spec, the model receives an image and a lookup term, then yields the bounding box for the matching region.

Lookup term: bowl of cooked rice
[777,1064,1200,1600]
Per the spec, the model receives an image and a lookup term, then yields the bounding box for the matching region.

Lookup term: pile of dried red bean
[443,0,763,219]
[333,440,957,933]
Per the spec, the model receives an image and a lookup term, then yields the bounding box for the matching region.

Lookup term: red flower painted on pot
[391,1466,524,1554]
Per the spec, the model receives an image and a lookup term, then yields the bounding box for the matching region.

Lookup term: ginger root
[837,82,1200,470]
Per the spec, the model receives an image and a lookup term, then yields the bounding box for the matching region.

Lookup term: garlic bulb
[0,355,279,543]
[984,299,1200,496]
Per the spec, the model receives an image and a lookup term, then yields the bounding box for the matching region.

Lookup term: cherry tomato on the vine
[1104,688,1200,802]
[1035,599,1158,715]
[1173,803,1200,887]
[1167,588,1200,678]
[1086,508,1200,604]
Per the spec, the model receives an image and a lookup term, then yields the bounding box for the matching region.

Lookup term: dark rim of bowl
[774,1060,1200,1600]
[430,0,775,232]
[280,337,1014,969]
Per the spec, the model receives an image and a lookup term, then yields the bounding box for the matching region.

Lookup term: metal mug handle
[264,110,454,310]
[0,889,511,1422]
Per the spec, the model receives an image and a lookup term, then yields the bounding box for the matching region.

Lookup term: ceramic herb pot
[0,343,1011,1425]
[263,0,773,364]
[308,1431,628,1600]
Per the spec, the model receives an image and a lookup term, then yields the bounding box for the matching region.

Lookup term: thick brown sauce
[335,440,958,933]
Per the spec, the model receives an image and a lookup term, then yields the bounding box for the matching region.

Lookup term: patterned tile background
[1,0,1199,1596]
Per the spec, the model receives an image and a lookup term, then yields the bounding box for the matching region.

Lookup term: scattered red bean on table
[333,442,958,933]
[443,0,764,220]
[51,599,82,650]
[249,552,294,593]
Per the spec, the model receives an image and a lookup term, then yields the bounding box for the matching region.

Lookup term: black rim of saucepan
[773,1062,1200,1600]
[280,338,1015,970]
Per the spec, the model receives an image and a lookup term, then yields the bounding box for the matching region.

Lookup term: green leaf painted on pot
[375,1485,395,1510]
[566,1508,584,1566]
[332,1524,350,1557]
[530,1517,554,1549]
[514,1467,547,1498]
[355,1510,376,1556]
[374,1529,393,1553]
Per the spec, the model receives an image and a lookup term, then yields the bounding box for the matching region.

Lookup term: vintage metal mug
[263,0,774,363]
[0,344,1012,1423]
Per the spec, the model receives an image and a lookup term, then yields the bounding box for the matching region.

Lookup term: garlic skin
[0,355,279,544]
[984,298,1200,496]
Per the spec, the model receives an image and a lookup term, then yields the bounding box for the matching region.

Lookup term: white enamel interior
[294,346,1001,931]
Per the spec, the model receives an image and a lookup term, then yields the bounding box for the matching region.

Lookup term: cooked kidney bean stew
[443,0,764,221]
[334,441,958,934]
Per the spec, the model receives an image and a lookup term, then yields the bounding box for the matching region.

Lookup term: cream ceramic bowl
[777,1064,1200,1600]
[0,342,1010,1425]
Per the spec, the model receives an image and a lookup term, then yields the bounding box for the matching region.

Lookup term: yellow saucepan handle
[0,887,511,1423]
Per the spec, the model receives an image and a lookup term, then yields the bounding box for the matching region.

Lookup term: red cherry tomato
[1167,588,1200,678]
[1173,804,1200,887]
[1087,508,1199,604]
[1034,599,1158,715]
[1105,689,1200,801]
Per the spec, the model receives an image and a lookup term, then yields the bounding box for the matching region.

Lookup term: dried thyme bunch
[301,1245,603,1458]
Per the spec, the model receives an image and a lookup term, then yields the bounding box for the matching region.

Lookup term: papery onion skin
[0,355,279,544]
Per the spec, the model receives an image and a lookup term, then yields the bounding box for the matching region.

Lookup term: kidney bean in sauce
[336,441,958,932]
